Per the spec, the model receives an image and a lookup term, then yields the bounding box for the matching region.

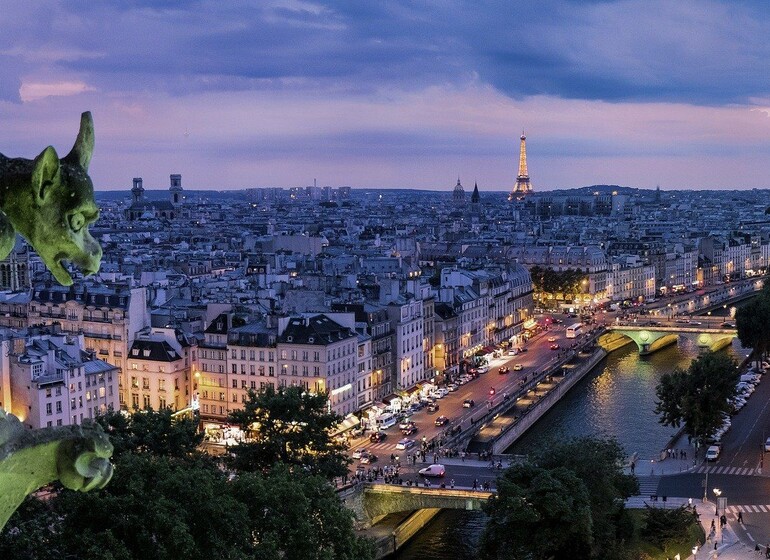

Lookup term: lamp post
[713,488,721,516]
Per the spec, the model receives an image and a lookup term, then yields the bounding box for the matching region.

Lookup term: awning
[523,318,538,330]
[331,414,361,436]
[482,345,496,354]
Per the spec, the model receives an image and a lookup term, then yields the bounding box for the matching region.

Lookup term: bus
[377,412,397,430]
[566,323,583,338]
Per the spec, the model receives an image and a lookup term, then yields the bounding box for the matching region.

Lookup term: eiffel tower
[509,132,533,199]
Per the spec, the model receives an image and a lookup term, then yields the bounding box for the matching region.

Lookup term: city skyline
[3,1,770,191]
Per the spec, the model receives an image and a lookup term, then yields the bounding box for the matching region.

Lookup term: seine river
[395,336,746,559]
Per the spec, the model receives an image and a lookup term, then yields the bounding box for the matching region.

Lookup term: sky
[2,1,770,192]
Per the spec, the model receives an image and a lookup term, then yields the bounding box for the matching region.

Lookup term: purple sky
[2,1,770,191]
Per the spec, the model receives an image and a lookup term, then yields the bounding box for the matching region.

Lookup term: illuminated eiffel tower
[509,132,533,199]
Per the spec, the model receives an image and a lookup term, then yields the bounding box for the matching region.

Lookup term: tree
[94,407,203,459]
[735,285,770,366]
[480,462,593,560]
[480,436,638,560]
[654,352,739,445]
[227,385,349,478]
[641,505,695,551]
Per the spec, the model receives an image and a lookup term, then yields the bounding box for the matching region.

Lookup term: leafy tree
[735,284,770,366]
[94,407,203,459]
[480,462,593,559]
[641,505,695,551]
[654,352,739,445]
[481,436,638,560]
[227,385,349,478]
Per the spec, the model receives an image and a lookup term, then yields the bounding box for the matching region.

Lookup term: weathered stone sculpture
[0,112,102,285]
[0,409,113,531]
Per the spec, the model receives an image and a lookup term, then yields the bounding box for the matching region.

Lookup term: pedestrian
[720,514,727,528]
[472,478,478,491]
[630,461,635,474]
[738,510,744,524]
[711,519,715,531]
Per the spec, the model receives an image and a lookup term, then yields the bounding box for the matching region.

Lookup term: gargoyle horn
[62,111,94,172]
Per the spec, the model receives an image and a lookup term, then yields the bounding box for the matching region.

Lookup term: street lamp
[713,488,721,515]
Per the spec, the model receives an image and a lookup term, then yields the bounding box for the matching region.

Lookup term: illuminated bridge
[600,318,737,355]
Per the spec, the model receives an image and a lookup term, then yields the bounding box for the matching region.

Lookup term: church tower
[452,177,465,209]
[131,177,145,203]
[510,132,533,198]
[170,174,183,206]
[470,181,481,216]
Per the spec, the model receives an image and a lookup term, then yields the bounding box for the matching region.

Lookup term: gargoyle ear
[31,146,61,204]
[62,111,94,171]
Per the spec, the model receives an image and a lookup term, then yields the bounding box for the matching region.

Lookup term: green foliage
[227,385,349,478]
[654,352,739,444]
[94,407,203,459]
[735,286,770,364]
[480,463,593,560]
[641,506,695,551]
[480,436,638,560]
[529,265,588,302]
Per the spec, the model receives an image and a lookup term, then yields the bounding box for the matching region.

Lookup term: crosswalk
[695,466,758,476]
[726,505,770,514]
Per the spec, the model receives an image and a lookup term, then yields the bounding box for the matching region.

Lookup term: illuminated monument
[509,132,533,199]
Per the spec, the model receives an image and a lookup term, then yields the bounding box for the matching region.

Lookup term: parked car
[369,431,387,443]
[447,383,459,392]
[427,403,440,413]
[722,322,735,328]
[550,343,560,350]
[351,448,366,459]
[434,416,449,426]
[518,347,528,353]
[706,445,720,462]
[418,464,446,477]
[498,366,509,375]
[513,364,524,371]
[463,399,475,408]
[396,438,415,450]
[399,420,413,430]
[477,365,490,374]
[765,437,770,452]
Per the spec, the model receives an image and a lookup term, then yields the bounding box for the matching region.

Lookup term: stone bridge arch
[600,327,737,356]
[339,483,493,527]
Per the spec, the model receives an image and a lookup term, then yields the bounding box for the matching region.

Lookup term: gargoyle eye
[69,213,85,233]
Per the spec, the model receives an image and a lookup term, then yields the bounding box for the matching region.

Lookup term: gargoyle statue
[0,112,102,285]
[0,408,113,532]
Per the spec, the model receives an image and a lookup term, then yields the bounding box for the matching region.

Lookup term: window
[219,392,225,401]
[46,403,52,415]
[159,379,166,392]
[56,401,62,413]
[132,394,139,408]
[232,394,238,402]
[142,378,149,390]
[99,387,105,398]
[46,387,52,398]
[143,395,150,409]
[232,364,237,374]
[132,363,138,370]
[232,379,238,388]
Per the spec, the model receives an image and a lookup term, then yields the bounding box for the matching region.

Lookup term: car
[436,388,449,397]
[547,336,557,342]
[705,445,720,462]
[513,364,524,371]
[434,416,449,426]
[369,431,387,443]
[359,451,377,464]
[508,348,518,356]
[463,399,475,408]
[418,464,446,477]
[351,448,366,459]
[401,424,418,436]
[427,403,440,413]
[722,322,735,328]
[518,347,528,353]
[550,343,560,350]
[477,365,489,374]
[765,437,770,452]
[399,420,413,430]
[498,366,509,375]
[689,321,702,325]
[396,438,415,450]
[447,383,459,392]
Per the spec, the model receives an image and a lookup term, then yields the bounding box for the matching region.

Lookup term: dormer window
[143,350,150,357]
[287,336,293,342]
[131,349,139,356]
[308,337,314,343]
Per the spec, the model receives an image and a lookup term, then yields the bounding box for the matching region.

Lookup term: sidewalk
[691,500,763,560]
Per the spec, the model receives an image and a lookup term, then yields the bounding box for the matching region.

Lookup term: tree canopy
[735,283,770,365]
[480,436,637,560]
[654,351,739,445]
[529,266,588,303]
[227,385,349,478]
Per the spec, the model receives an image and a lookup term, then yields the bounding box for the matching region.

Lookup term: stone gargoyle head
[0,112,102,285]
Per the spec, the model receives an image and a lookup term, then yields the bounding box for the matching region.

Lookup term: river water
[394,336,747,559]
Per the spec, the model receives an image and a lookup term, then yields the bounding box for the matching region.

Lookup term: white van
[377,412,397,430]
[706,445,720,462]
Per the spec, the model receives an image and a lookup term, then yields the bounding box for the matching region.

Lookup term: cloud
[19,80,96,103]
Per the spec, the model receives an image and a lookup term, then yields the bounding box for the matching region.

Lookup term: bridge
[601,318,737,355]
[339,482,493,528]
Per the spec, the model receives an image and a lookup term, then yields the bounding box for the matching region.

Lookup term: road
[347,312,597,471]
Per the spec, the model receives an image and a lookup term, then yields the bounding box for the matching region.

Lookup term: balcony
[82,332,114,340]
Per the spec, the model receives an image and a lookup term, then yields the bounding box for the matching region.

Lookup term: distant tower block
[169,173,183,205]
[510,132,533,198]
